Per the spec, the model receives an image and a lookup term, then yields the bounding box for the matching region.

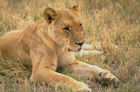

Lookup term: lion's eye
[80,24,82,27]
[64,27,70,31]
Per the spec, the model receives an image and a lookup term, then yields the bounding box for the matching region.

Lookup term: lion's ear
[71,5,79,12]
[43,7,58,24]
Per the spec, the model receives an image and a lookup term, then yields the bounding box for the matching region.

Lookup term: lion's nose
[75,41,84,46]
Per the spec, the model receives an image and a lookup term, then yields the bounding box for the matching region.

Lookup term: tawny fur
[0,6,120,92]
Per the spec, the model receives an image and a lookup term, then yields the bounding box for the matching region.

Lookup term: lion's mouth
[68,48,81,52]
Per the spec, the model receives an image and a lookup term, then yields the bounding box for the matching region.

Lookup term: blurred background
[0,0,140,92]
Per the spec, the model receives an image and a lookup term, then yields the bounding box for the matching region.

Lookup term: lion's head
[43,5,85,52]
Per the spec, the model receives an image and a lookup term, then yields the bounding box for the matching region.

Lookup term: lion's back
[0,30,22,56]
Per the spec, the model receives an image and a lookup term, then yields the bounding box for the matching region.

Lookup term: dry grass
[0,0,140,92]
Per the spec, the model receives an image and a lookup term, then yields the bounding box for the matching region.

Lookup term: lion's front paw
[76,82,91,92]
[76,88,91,92]
[76,89,91,92]
[98,71,121,88]
[103,75,120,88]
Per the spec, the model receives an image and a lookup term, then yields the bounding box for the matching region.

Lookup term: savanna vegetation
[0,0,140,92]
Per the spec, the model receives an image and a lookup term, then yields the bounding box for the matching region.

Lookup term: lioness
[0,5,120,92]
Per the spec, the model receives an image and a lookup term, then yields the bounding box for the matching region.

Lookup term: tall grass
[0,0,140,92]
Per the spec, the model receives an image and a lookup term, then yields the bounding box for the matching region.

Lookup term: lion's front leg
[29,48,91,92]
[67,61,120,88]
[37,67,92,92]
[31,63,91,92]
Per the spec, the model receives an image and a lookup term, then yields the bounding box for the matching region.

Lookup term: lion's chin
[68,48,81,52]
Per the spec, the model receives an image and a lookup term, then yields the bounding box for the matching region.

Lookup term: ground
[0,0,140,92]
